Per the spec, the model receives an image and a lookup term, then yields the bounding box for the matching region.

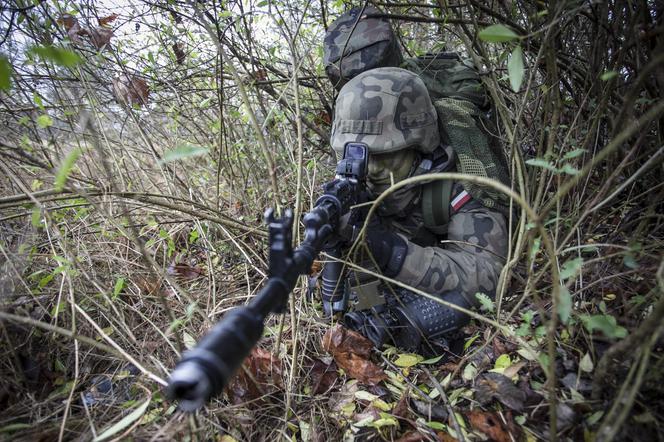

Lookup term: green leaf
[182,332,196,349]
[529,237,541,260]
[525,158,557,172]
[516,322,531,337]
[0,55,12,91]
[521,310,535,323]
[420,354,444,365]
[94,399,151,441]
[508,46,524,92]
[494,354,511,370]
[587,410,604,426]
[426,421,446,430]
[36,114,53,128]
[113,277,125,299]
[560,257,584,280]
[580,314,628,339]
[462,362,477,381]
[371,416,398,429]
[560,164,579,175]
[478,24,519,43]
[31,206,43,228]
[29,45,82,67]
[475,292,494,312]
[0,423,33,433]
[579,352,594,373]
[51,301,67,317]
[463,333,480,350]
[371,399,392,412]
[38,273,54,288]
[394,353,423,367]
[97,326,114,340]
[558,286,572,324]
[563,148,586,160]
[55,149,83,191]
[600,71,618,81]
[623,254,639,269]
[160,145,209,163]
[355,390,379,402]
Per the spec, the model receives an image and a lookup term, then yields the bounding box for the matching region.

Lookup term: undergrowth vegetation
[0,1,663,441]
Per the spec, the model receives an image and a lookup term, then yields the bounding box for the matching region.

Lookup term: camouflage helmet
[330,67,440,155]
[323,6,403,90]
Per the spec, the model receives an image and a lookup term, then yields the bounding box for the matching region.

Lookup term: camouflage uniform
[383,185,507,309]
[330,67,508,350]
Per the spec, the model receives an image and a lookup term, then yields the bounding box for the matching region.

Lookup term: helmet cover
[331,67,440,156]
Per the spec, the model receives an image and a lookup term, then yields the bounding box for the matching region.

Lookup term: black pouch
[323,6,403,90]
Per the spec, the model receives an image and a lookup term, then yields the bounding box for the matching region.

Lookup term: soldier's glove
[363,223,408,278]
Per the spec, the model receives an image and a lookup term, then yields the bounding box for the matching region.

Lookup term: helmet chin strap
[367,144,455,217]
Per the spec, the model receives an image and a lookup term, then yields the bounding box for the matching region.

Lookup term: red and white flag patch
[451,190,471,212]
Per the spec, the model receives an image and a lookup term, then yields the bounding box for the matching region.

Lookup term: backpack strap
[422,179,453,235]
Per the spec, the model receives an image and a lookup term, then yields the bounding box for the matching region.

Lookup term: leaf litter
[322,324,387,385]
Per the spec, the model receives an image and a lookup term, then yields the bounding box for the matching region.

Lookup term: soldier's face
[367,149,417,194]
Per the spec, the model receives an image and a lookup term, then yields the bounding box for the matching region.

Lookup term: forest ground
[0,1,663,441]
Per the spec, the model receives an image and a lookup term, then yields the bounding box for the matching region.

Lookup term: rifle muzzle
[166,306,264,411]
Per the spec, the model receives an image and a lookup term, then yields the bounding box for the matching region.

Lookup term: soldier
[327,67,509,355]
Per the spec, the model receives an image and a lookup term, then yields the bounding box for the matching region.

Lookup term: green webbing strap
[422,179,453,235]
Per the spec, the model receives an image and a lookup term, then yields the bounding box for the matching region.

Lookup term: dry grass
[1,1,664,441]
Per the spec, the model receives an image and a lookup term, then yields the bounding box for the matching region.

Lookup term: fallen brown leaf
[475,372,526,412]
[502,360,527,379]
[254,68,267,82]
[396,431,429,442]
[89,27,113,49]
[310,260,323,275]
[323,324,386,385]
[436,431,458,442]
[172,42,186,65]
[226,347,282,405]
[314,110,332,126]
[98,13,119,26]
[167,262,205,279]
[58,15,88,44]
[492,337,507,356]
[353,405,381,423]
[323,324,373,358]
[467,410,512,442]
[392,391,410,420]
[328,380,358,415]
[136,276,161,296]
[410,398,448,421]
[57,14,78,31]
[68,25,88,45]
[112,75,149,107]
[311,359,338,395]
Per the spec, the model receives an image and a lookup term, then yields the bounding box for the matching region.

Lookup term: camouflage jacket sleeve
[394,196,508,307]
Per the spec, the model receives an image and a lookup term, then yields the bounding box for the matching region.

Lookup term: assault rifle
[165,142,369,411]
